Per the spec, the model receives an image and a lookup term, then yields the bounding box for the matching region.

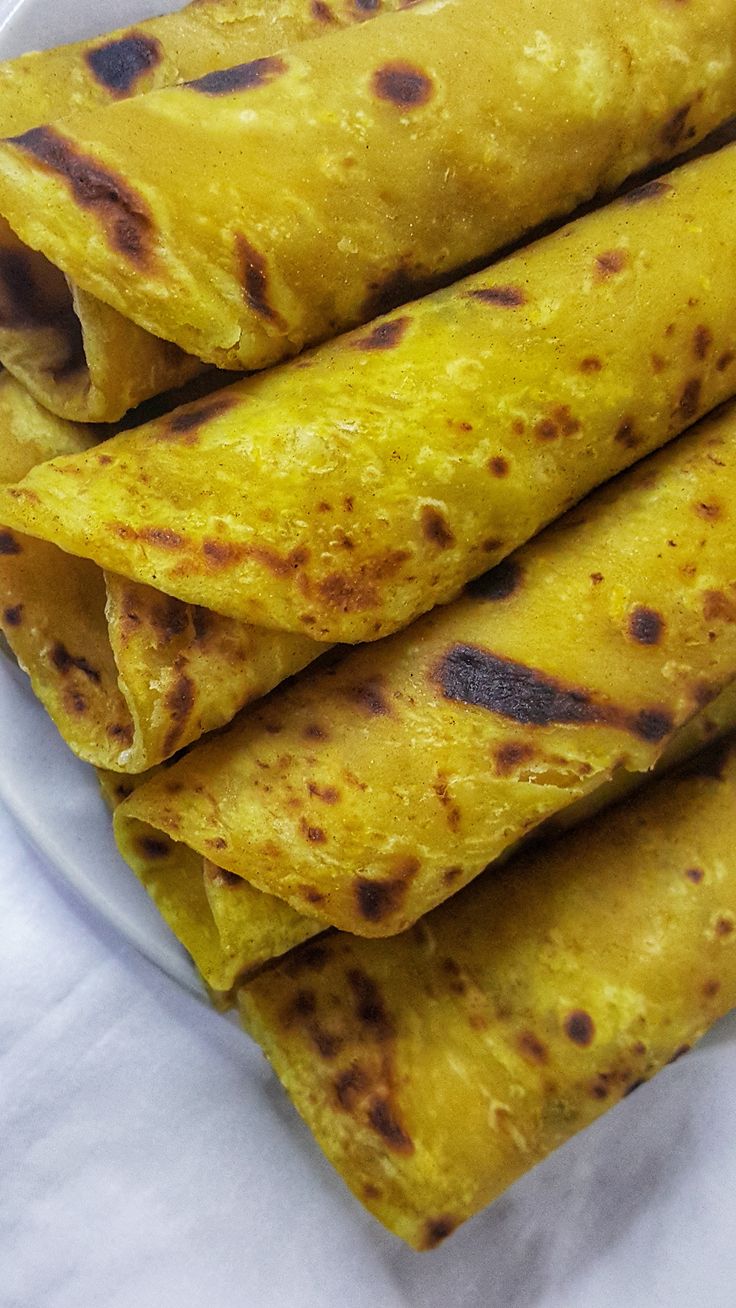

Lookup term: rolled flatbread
[0,0,398,420]
[0,374,323,770]
[2,142,736,641]
[239,731,736,1248]
[0,0,734,375]
[113,403,736,942]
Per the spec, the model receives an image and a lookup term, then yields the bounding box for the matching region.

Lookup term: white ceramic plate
[0,640,203,995]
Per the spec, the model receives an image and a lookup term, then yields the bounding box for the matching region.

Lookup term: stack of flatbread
[2,0,736,1248]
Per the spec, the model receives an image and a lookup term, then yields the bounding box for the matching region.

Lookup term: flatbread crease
[0,372,324,770]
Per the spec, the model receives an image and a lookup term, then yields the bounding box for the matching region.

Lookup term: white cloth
[2,798,736,1308]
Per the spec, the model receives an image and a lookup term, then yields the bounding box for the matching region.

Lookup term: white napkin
[2,798,736,1308]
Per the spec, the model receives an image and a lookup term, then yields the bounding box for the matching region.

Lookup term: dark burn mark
[353,316,410,350]
[564,1010,595,1047]
[202,539,243,567]
[150,595,188,644]
[2,604,22,627]
[622,179,674,205]
[488,456,509,477]
[50,643,101,684]
[187,55,287,96]
[355,876,407,922]
[318,572,379,612]
[162,672,195,755]
[10,127,153,265]
[615,417,639,449]
[677,377,702,422]
[695,500,721,521]
[433,643,673,742]
[494,741,534,776]
[703,979,721,998]
[347,969,394,1039]
[693,325,713,360]
[436,644,594,726]
[535,405,580,441]
[466,559,523,602]
[164,396,233,439]
[628,606,664,646]
[470,284,526,308]
[300,885,325,904]
[717,350,735,372]
[64,688,87,715]
[421,506,454,549]
[580,356,602,373]
[85,32,162,97]
[633,708,673,743]
[137,834,171,860]
[236,234,287,329]
[311,1027,343,1060]
[594,249,628,279]
[303,722,329,741]
[367,1098,414,1154]
[311,0,336,19]
[306,781,339,806]
[299,819,326,844]
[346,678,391,716]
[517,1030,548,1066]
[716,916,734,937]
[685,866,704,883]
[0,531,21,555]
[422,1217,457,1250]
[285,989,316,1021]
[140,527,184,549]
[372,62,433,109]
[661,102,691,149]
[282,991,346,1059]
[334,1065,368,1110]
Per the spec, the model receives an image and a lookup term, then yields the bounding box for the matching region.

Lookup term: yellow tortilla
[98,767,320,997]
[107,677,736,995]
[240,731,736,1249]
[3,142,736,640]
[0,0,399,420]
[0,375,323,769]
[114,404,736,933]
[0,0,734,373]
